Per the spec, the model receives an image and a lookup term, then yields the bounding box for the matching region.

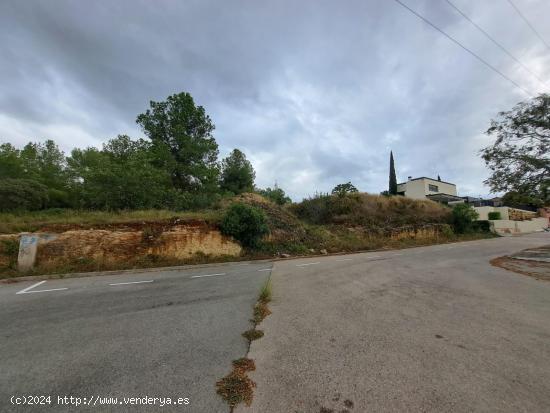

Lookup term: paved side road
[240,234,550,413]
[0,262,272,413]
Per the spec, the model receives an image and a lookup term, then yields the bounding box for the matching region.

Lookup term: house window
[428,184,439,192]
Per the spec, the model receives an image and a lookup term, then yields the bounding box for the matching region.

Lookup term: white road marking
[16,281,69,295]
[109,280,154,286]
[24,287,69,294]
[190,273,226,279]
[296,262,320,267]
[257,268,272,272]
[392,253,403,256]
[336,258,353,262]
[16,281,47,294]
[366,255,381,259]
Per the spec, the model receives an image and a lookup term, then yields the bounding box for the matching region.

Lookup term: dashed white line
[109,280,154,286]
[336,258,353,262]
[257,268,272,272]
[190,273,226,279]
[296,262,320,267]
[366,255,381,259]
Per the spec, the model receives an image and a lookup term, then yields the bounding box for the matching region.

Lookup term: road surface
[0,262,272,412]
[240,233,550,413]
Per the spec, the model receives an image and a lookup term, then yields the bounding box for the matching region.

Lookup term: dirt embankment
[0,220,241,277]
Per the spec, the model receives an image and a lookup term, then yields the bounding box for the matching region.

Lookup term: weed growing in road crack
[242,329,264,341]
[216,276,272,411]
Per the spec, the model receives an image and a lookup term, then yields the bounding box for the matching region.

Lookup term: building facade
[397,177,461,203]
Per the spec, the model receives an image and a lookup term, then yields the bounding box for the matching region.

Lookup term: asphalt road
[0,262,272,413]
[240,233,550,413]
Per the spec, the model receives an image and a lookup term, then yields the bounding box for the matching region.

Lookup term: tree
[501,191,543,209]
[0,140,70,208]
[332,182,358,197]
[0,143,24,178]
[67,135,172,210]
[136,92,219,193]
[0,179,49,211]
[481,93,549,203]
[258,184,292,205]
[220,149,255,194]
[389,151,397,195]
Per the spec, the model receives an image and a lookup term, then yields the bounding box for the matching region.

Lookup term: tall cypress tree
[389,151,397,195]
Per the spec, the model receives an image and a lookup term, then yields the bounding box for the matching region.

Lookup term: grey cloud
[1,0,549,200]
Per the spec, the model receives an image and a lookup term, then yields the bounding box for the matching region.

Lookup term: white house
[397,177,463,203]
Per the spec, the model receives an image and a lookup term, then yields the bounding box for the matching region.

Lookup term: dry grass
[216,370,256,408]
[232,358,256,373]
[290,192,451,228]
[0,209,222,234]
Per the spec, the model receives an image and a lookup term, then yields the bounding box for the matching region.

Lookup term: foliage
[290,192,451,228]
[450,203,479,234]
[0,140,70,207]
[257,184,292,205]
[0,238,19,270]
[0,179,49,211]
[220,149,255,194]
[501,191,544,209]
[473,220,491,232]
[67,135,173,210]
[389,151,397,195]
[136,92,219,193]
[481,93,550,203]
[487,211,501,220]
[220,203,269,248]
[331,182,358,197]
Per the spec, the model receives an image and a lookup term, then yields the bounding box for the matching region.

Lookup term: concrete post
[17,233,39,272]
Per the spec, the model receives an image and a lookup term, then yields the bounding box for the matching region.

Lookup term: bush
[0,179,49,211]
[487,211,501,220]
[290,192,451,228]
[451,204,479,233]
[221,203,269,248]
[473,220,491,232]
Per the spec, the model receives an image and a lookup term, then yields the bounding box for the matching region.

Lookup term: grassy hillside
[0,192,492,277]
[289,192,451,228]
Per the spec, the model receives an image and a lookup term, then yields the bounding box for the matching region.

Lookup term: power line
[392,0,534,96]
[506,0,550,52]
[445,0,548,89]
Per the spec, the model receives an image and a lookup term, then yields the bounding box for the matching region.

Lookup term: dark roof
[397,177,456,186]
[426,193,463,201]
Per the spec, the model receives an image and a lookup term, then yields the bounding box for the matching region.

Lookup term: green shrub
[440,224,455,237]
[221,203,269,248]
[487,211,501,220]
[0,179,49,211]
[473,220,491,232]
[451,204,479,234]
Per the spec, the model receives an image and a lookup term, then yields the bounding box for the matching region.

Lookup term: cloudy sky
[1,0,549,200]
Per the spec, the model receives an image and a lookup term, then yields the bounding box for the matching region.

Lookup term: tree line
[0,92,291,211]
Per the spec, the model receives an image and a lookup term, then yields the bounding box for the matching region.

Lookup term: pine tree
[389,151,397,195]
